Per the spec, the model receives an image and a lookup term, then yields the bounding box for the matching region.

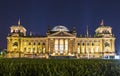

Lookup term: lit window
[60,39,64,53]
[96,47,99,52]
[78,48,80,53]
[24,42,27,45]
[65,39,68,51]
[91,48,94,53]
[82,48,84,53]
[55,39,58,53]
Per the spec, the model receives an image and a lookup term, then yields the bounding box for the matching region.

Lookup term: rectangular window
[60,39,64,53]
[65,39,68,51]
[82,48,84,53]
[54,39,58,53]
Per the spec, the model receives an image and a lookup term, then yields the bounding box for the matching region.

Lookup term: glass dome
[51,25,69,31]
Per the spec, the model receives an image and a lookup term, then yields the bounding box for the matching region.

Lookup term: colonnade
[54,39,68,54]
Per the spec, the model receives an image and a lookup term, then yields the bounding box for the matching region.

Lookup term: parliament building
[7,20,115,58]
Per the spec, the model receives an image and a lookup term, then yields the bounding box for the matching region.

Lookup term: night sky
[0,0,120,54]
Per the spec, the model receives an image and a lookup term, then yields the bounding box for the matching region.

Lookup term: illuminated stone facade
[7,20,115,58]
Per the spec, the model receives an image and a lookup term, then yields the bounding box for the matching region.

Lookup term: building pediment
[48,31,75,37]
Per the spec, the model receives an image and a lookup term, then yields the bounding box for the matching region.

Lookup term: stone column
[66,39,68,54]
[111,38,115,53]
[71,39,73,54]
[102,39,105,54]
[58,39,60,53]
[53,39,55,53]
[99,39,103,56]
[48,39,50,54]
[85,41,87,54]
[45,39,48,53]
[20,39,22,52]
[73,39,75,54]
[68,39,70,54]
[63,39,65,54]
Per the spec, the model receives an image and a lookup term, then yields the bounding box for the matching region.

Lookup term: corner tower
[95,20,113,37]
[9,19,26,37]
[95,20,115,56]
[7,19,27,57]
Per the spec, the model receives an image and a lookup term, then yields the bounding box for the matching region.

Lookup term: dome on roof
[51,25,69,31]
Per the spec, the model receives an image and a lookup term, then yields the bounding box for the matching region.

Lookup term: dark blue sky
[0,0,120,53]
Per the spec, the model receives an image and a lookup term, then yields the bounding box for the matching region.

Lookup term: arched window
[33,42,36,45]
[13,42,18,46]
[42,43,45,45]
[82,43,85,46]
[28,42,31,45]
[38,42,40,45]
[92,43,94,46]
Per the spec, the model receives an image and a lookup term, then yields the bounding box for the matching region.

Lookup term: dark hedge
[0,58,120,76]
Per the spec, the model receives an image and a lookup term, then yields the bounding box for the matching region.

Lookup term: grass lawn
[0,58,120,76]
